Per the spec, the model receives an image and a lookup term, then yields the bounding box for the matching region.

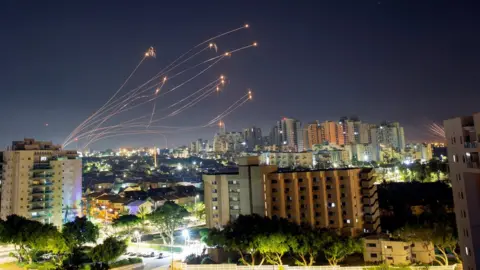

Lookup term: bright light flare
[253,42,258,47]
[163,76,167,82]
[244,24,249,28]
[224,52,230,56]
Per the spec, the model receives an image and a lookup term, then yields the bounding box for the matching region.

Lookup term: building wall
[1,147,81,228]
[444,113,480,270]
[363,238,435,265]
[265,168,379,236]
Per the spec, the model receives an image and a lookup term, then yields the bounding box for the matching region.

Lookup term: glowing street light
[182,229,190,246]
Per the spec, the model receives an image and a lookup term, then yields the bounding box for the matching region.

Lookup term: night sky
[1,1,479,149]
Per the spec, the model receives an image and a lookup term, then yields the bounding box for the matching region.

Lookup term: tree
[111,214,141,235]
[185,202,206,222]
[395,223,459,265]
[0,215,69,265]
[90,237,127,265]
[136,205,149,221]
[290,228,328,266]
[323,233,362,265]
[255,233,292,266]
[147,201,188,245]
[62,216,99,249]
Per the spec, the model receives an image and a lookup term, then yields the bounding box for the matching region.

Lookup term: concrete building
[370,122,406,153]
[304,121,322,150]
[259,152,314,168]
[0,138,82,228]
[363,236,435,265]
[243,126,262,151]
[213,132,244,153]
[340,117,356,145]
[202,157,277,228]
[264,168,380,236]
[276,118,304,152]
[444,112,480,270]
[320,121,345,146]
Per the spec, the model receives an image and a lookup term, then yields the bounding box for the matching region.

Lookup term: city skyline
[1,1,479,149]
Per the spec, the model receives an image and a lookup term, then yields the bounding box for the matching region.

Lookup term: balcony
[464,142,478,149]
[31,189,54,195]
[31,181,54,187]
[32,173,54,179]
[31,197,53,202]
[30,205,53,211]
[467,162,479,169]
[31,164,53,172]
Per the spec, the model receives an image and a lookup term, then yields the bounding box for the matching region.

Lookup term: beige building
[264,168,380,236]
[363,236,435,265]
[444,112,480,270]
[259,152,313,168]
[0,138,82,228]
[203,157,277,228]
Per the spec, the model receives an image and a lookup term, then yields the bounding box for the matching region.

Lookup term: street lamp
[134,230,141,251]
[182,229,190,246]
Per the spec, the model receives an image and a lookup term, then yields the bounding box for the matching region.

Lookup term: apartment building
[203,157,277,228]
[0,138,82,228]
[363,236,435,265]
[444,112,480,270]
[264,167,380,236]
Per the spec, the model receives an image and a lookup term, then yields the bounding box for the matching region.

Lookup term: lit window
[466,247,469,256]
[346,219,351,224]
[40,156,47,162]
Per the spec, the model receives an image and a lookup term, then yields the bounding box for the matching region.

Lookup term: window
[386,246,392,249]
[315,212,320,217]
[272,180,278,184]
[329,220,334,224]
[340,184,345,188]
[327,194,332,199]
[340,176,344,180]
[40,156,47,162]
[346,219,351,224]
[367,243,376,247]
[212,206,217,210]
[412,253,417,258]
[300,195,305,200]
[313,177,319,182]
[326,185,332,190]
[313,195,318,199]
[285,188,290,193]
[371,253,378,258]
[300,187,306,191]
[315,203,320,208]
[285,179,292,183]
[466,247,470,256]
[328,211,334,216]
[272,188,278,193]
[272,197,276,202]
[298,178,303,183]
[453,154,458,163]
[341,193,346,198]
[313,186,319,191]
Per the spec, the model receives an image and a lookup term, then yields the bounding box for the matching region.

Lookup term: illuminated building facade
[264,167,380,236]
[444,112,480,270]
[0,138,82,228]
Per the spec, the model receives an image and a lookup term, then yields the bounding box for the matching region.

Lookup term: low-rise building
[363,236,435,265]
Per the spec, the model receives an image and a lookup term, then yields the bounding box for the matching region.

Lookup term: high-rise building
[304,121,322,150]
[243,126,262,151]
[370,122,405,152]
[269,125,281,147]
[0,138,82,228]
[264,167,380,236]
[320,121,345,146]
[340,117,356,145]
[444,112,480,269]
[277,118,304,151]
[202,157,277,228]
